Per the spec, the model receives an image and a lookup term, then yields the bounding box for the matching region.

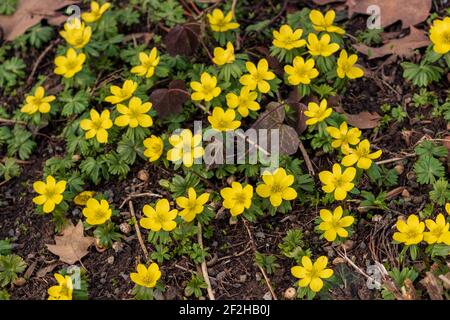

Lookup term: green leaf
[0,158,21,181]
[0,0,17,15]
[413,155,445,185]
[401,62,443,87]
[414,140,448,158]
[60,91,90,116]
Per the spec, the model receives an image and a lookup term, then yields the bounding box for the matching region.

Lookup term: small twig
[197,222,215,300]
[0,118,26,126]
[216,246,252,262]
[128,201,149,260]
[27,39,61,86]
[119,192,162,209]
[438,274,450,287]
[375,153,416,165]
[1,158,34,165]
[298,140,315,175]
[243,219,277,300]
[231,0,238,18]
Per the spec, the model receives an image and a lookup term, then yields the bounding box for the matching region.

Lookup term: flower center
[271,183,284,193]
[233,192,247,204]
[443,31,450,44]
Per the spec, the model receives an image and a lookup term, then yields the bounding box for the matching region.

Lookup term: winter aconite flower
[336,50,364,79]
[167,129,204,167]
[430,17,450,54]
[131,48,160,78]
[140,199,178,232]
[341,139,382,170]
[176,188,210,222]
[59,22,91,49]
[115,97,153,128]
[326,122,361,153]
[208,107,241,131]
[309,10,345,35]
[240,59,276,94]
[21,86,55,115]
[33,176,66,213]
[304,99,332,125]
[130,263,161,288]
[319,164,356,201]
[212,42,235,66]
[446,203,450,215]
[54,48,86,78]
[284,56,319,85]
[143,135,164,162]
[318,206,354,241]
[73,191,95,206]
[220,182,253,216]
[80,109,113,143]
[190,72,221,102]
[393,215,425,245]
[226,87,260,117]
[48,273,73,300]
[104,80,138,105]
[291,256,333,293]
[272,25,306,50]
[82,198,112,225]
[207,9,239,32]
[256,168,297,207]
[81,1,111,23]
[424,214,450,245]
[307,33,340,57]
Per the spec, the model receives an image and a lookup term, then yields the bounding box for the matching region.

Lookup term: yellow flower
[226,86,260,117]
[48,273,73,300]
[341,139,382,170]
[430,17,450,54]
[319,206,354,241]
[446,203,450,215]
[307,33,339,57]
[105,80,138,105]
[326,122,361,153]
[208,107,241,131]
[284,56,319,85]
[291,256,333,292]
[54,48,86,78]
[21,86,55,115]
[176,188,210,222]
[115,97,153,128]
[143,135,164,162]
[190,72,221,102]
[319,164,356,201]
[220,182,253,216]
[130,263,161,289]
[256,168,297,207]
[82,198,112,225]
[272,25,306,50]
[240,59,276,94]
[167,129,204,168]
[207,9,239,32]
[33,176,66,213]
[59,22,91,49]
[140,199,178,232]
[309,10,345,35]
[393,215,425,245]
[424,214,450,245]
[304,99,332,125]
[131,48,160,78]
[74,191,95,206]
[212,42,235,66]
[80,109,113,143]
[336,50,364,79]
[81,1,111,23]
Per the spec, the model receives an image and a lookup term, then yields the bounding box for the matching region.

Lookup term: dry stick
[197,222,215,300]
[438,274,450,287]
[119,192,163,209]
[243,219,277,300]
[27,39,61,85]
[128,201,149,260]
[231,0,238,18]
[0,118,26,125]
[298,140,315,176]
[375,153,416,165]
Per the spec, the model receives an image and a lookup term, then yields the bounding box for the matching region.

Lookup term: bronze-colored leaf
[279,124,300,155]
[252,102,285,130]
[163,23,200,57]
[150,79,190,119]
[46,220,94,265]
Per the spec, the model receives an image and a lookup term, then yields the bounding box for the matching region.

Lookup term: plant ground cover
[0,0,449,301]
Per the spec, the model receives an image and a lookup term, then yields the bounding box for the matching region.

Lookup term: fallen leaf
[252,102,285,130]
[335,106,381,129]
[150,80,190,119]
[353,27,430,59]
[0,0,77,41]
[420,272,443,300]
[386,186,407,200]
[346,0,431,28]
[46,221,94,265]
[163,23,200,57]
[285,90,307,135]
[313,0,345,4]
[36,262,60,278]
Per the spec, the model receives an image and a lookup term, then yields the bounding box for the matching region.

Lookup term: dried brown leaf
[0,0,77,41]
[335,106,381,129]
[353,26,430,59]
[163,23,200,57]
[150,80,190,119]
[420,272,444,300]
[46,220,94,265]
